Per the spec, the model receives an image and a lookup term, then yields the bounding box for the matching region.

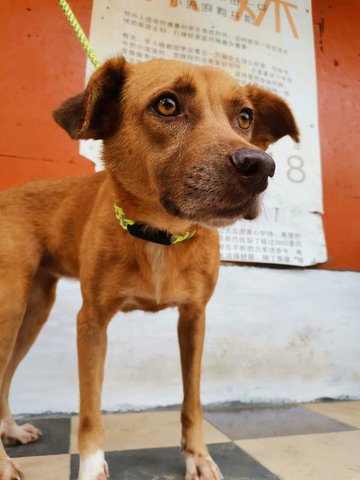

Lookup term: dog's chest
[118,243,186,311]
[144,243,167,301]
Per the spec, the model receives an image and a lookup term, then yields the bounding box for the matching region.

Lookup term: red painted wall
[312,1,360,270]
[0,0,94,186]
[0,0,359,270]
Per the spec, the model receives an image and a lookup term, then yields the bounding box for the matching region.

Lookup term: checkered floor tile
[4,401,360,479]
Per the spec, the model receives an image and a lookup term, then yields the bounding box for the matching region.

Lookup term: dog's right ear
[53,57,128,140]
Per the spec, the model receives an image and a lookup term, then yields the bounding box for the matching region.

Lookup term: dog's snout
[229,148,276,179]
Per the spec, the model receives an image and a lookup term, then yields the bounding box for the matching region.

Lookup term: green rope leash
[58,0,101,70]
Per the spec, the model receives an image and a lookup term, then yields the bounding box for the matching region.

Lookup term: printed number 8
[287,155,305,183]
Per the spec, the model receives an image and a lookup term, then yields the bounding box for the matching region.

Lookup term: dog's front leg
[77,304,110,480]
[178,305,223,480]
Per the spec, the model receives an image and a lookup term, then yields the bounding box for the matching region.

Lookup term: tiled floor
[5,401,360,479]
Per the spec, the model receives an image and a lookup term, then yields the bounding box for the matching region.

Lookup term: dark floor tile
[204,405,357,440]
[71,443,278,479]
[5,417,71,458]
[210,443,279,480]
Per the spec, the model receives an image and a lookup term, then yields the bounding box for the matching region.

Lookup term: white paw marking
[78,450,109,480]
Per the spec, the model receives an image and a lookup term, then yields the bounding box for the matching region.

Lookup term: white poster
[81,0,327,266]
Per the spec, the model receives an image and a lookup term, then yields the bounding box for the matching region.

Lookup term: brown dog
[0,57,299,480]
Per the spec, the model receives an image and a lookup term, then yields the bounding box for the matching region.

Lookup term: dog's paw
[94,464,109,480]
[184,451,223,480]
[79,462,108,480]
[0,458,24,480]
[78,451,109,480]
[2,423,42,446]
[95,472,108,480]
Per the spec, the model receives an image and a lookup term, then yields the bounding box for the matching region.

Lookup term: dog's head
[54,57,299,227]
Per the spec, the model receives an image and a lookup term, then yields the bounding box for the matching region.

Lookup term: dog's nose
[229,148,276,179]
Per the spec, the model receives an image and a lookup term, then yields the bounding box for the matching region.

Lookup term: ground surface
[6,401,360,479]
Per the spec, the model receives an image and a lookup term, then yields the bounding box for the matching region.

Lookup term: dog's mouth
[161,192,261,228]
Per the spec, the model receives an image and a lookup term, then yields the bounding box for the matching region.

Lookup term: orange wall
[312,1,360,270]
[1,0,359,270]
[0,0,94,185]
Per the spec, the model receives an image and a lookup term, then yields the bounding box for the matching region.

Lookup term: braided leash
[58,0,101,69]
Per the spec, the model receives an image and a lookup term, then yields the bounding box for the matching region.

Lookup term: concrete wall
[11,266,360,414]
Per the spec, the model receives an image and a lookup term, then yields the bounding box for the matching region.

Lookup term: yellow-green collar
[114,204,195,246]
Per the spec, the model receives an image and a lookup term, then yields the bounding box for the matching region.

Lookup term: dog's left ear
[244,85,300,150]
[53,57,128,140]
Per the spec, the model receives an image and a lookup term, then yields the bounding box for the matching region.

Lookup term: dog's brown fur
[0,57,299,480]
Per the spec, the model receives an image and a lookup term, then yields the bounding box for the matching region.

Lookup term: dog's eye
[238,109,253,130]
[154,96,179,117]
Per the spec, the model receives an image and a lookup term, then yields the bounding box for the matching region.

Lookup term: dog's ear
[53,57,128,140]
[244,85,300,150]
